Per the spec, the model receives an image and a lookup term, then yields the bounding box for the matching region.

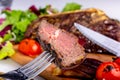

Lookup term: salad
[0,2,81,59]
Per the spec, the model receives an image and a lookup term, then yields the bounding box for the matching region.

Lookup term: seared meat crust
[25,8,120,54]
[38,20,85,69]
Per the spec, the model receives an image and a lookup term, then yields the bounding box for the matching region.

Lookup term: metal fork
[0,51,54,80]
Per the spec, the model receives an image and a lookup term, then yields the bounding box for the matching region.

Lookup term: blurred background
[11,0,120,20]
[0,0,13,11]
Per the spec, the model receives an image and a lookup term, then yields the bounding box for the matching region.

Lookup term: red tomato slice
[18,39,43,57]
[96,62,120,80]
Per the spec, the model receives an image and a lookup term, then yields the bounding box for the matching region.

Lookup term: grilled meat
[38,20,85,69]
[25,8,120,54]
[25,8,108,38]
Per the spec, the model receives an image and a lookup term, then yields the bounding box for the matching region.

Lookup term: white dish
[0,0,120,79]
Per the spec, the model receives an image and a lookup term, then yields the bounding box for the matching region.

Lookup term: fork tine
[25,53,53,75]
[20,51,48,70]
[28,57,54,79]
[23,52,52,74]
[21,52,50,73]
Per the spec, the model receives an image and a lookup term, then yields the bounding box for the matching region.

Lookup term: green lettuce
[0,10,37,43]
[0,38,15,60]
[62,2,82,12]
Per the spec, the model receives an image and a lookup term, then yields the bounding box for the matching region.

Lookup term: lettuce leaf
[62,2,82,12]
[0,39,15,60]
[0,10,37,43]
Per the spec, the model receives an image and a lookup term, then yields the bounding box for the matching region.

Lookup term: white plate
[0,0,120,79]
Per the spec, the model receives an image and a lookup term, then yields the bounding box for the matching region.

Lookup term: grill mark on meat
[38,20,86,69]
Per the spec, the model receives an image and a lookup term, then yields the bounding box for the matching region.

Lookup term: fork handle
[0,69,27,80]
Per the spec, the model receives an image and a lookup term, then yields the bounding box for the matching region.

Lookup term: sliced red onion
[4,7,11,11]
[29,5,40,16]
[0,18,5,24]
[0,25,12,37]
[0,44,2,49]
[0,42,6,49]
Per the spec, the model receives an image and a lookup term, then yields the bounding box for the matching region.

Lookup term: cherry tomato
[114,57,120,66]
[18,39,43,57]
[96,62,120,80]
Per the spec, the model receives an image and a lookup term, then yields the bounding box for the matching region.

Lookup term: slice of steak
[38,20,86,69]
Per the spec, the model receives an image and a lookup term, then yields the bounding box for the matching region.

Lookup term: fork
[0,51,54,80]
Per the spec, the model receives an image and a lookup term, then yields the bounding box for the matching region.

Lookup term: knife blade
[74,23,120,56]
